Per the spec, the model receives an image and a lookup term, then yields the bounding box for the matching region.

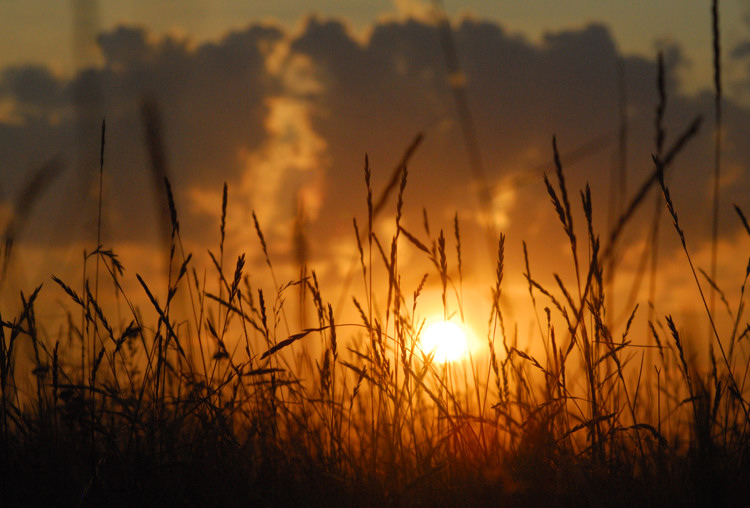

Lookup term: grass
[2,29,750,508]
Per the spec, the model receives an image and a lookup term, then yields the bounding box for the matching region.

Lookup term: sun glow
[420,321,469,363]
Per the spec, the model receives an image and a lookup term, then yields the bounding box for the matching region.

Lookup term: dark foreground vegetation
[2,18,750,508]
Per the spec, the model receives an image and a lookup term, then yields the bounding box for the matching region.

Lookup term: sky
[2,0,750,358]
[2,1,749,94]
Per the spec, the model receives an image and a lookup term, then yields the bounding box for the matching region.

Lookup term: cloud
[0,24,282,251]
[287,16,750,259]
[1,14,749,324]
[0,65,65,116]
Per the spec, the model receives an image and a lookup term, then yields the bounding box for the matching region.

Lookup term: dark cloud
[0,23,281,255]
[288,17,748,268]
[1,65,65,114]
[1,15,749,303]
[93,24,280,187]
[289,17,457,238]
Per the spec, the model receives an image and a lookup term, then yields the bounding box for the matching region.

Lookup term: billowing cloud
[1,14,749,331]
[287,16,750,293]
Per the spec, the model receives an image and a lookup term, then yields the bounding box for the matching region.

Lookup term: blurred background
[2,0,750,358]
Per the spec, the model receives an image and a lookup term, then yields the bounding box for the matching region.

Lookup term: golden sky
[1,0,750,356]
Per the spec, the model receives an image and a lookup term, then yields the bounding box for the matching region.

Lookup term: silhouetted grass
[1,145,748,507]
[2,34,750,508]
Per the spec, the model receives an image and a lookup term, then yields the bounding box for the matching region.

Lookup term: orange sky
[1,2,750,367]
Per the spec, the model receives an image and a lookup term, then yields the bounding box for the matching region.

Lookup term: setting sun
[420,321,469,363]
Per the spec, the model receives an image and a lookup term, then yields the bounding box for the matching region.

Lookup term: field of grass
[2,12,750,508]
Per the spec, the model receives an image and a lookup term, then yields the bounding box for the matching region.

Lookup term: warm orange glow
[420,320,469,363]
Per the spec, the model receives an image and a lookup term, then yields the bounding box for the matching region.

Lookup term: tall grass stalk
[710,0,722,326]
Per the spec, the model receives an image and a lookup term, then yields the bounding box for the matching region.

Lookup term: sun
[420,320,469,363]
